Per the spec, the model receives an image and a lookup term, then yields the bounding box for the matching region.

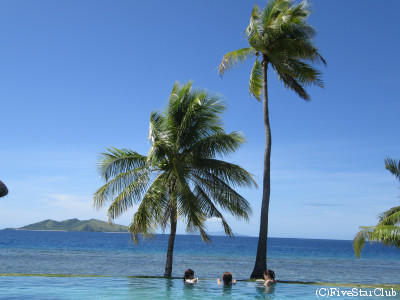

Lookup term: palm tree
[218,0,325,278]
[0,181,8,198]
[93,81,257,277]
[353,158,400,257]
[385,157,400,180]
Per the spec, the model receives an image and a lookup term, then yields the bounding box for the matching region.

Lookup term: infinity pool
[1,276,399,300]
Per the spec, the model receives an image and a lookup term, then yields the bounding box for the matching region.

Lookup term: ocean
[0,230,399,299]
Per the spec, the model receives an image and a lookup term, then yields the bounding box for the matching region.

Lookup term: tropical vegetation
[353,158,400,257]
[218,0,326,278]
[93,81,256,277]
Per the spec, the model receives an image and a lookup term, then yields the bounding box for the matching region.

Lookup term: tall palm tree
[218,0,325,278]
[94,81,256,277]
[0,181,8,198]
[353,158,400,257]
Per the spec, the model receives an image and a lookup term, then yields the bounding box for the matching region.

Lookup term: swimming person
[263,269,276,286]
[217,272,236,285]
[183,269,198,284]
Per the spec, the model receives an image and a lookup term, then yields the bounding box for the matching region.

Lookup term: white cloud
[38,193,135,225]
[45,193,93,211]
[206,217,221,223]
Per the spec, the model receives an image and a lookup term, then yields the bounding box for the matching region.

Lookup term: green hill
[15,218,128,232]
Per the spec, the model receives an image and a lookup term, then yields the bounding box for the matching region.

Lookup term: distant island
[4,218,128,232]
[3,219,249,236]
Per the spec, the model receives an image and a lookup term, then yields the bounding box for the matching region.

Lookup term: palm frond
[218,48,255,76]
[385,158,400,181]
[353,158,400,258]
[159,199,172,232]
[267,2,293,30]
[353,225,400,257]
[128,175,169,243]
[192,172,252,221]
[198,227,211,243]
[192,158,257,189]
[261,0,289,30]
[187,132,246,159]
[175,175,209,241]
[94,172,151,217]
[93,167,150,210]
[247,4,261,35]
[277,71,310,100]
[353,226,369,258]
[267,42,324,92]
[286,0,310,21]
[286,58,324,87]
[98,147,147,182]
[262,0,283,23]
[246,5,264,50]
[271,0,311,32]
[249,59,263,101]
[147,111,171,164]
[175,89,226,150]
[128,200,158,244]
[194,185,234,237]
[105,172,153,220]
[148,111,165,144]
[378,206,400,226]
[275,36,326,66]
[366,225,400,247]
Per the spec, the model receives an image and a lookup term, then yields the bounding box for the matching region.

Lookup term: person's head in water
[222,272,233,285]
[263,269,275,281]
[217,272,236,285]
[184,269,195,282]
[263,269,276,286]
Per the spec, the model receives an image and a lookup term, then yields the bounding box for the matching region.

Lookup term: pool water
[1,276,399,300]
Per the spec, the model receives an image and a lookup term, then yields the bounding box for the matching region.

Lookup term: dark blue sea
[0,231,399,299]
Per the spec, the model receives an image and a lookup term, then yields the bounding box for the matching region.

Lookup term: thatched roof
[0,180,8,198]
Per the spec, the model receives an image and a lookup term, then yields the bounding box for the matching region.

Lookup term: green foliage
[249,60,263,101]
[94,81,256,244]
[218,0,325,279]
[218,0,325,100]
[353,158,400,257]
[385,157,400,180]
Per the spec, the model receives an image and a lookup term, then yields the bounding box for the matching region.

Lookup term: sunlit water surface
[0,231,399,299]
[1,277,399,300]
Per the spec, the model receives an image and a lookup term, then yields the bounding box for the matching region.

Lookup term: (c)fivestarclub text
[315,287,397,298]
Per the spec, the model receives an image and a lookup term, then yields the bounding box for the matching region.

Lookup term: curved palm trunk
[164,200,177,278]
[251,56,271,279]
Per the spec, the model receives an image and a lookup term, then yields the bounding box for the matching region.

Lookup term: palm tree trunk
[251,56,271,279]
[164,202,177,278]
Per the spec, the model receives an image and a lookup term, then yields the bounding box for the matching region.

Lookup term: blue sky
[0,0,399,240]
